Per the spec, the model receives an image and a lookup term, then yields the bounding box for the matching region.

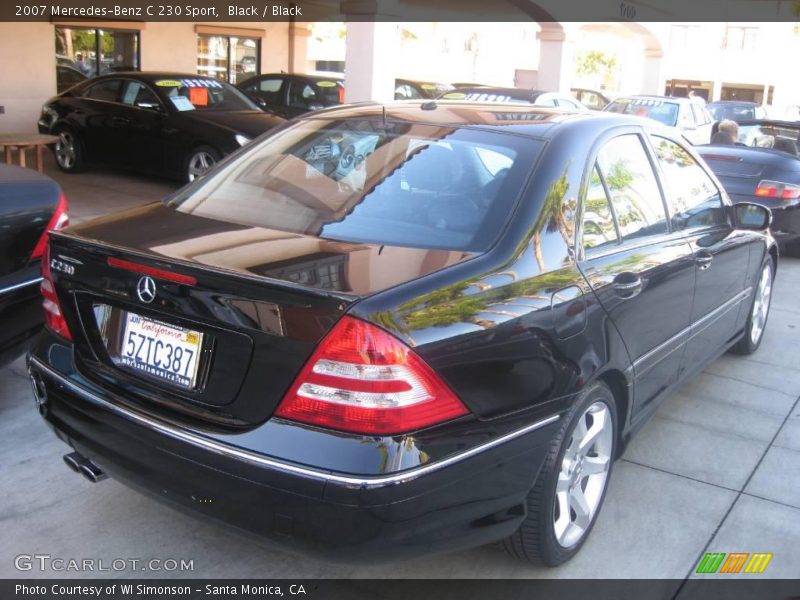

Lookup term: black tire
[53,127,86,173]
[185,145,220,183]
[503,381,618,566]
[730,254,775,355]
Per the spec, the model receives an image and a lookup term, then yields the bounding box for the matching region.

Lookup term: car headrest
[403,144,458,192]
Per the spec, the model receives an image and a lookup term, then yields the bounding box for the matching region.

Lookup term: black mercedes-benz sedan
[28,103,777,566]
[0,165,68,367]
[37,72,285,182]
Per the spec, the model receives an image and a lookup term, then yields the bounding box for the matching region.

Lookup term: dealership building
[1,17,799,135]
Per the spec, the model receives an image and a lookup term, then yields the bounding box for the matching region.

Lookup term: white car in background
[603,95,714,145]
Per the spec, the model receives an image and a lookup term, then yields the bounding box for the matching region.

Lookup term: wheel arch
[595,368,632,457]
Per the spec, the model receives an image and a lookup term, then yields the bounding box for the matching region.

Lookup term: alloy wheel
[750,262,772,345]
[553,401,613,548]
[55,131,76,169]
[187,151,216,181]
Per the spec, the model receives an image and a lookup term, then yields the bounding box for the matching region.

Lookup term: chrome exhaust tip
[63,452,107,483]
[62,452,83,473]
[79,461,108,483]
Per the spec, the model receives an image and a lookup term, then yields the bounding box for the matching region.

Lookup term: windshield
[737,123,800,155]
[154,77,258,111]
[169,118,542,251]
[605,99,679,127]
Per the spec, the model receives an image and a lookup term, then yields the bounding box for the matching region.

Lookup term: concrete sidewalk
[0,163,798,581]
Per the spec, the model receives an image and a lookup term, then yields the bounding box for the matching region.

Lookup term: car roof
[300,100,667,139]
[707,100,759,106]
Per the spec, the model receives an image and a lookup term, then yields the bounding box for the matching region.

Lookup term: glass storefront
[54,27,139,92]
[197,34,260,84]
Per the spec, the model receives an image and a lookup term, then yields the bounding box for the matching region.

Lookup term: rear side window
[596,135,668,242]
[170,120,542,252]
[245,77,284,104]
[85,79,122,102]
[651,136,727,231]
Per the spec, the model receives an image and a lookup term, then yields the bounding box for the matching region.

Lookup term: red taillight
[754,180,800,200]
[31,192,69,260]
[106,257,197,286]
[274,316,469,435]
[338,85,345,104]
[40,242,72,341]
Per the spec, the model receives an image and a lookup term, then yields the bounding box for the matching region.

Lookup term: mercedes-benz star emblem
[136,276,157,304]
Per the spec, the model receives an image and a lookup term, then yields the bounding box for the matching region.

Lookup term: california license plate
[118,312,203,389]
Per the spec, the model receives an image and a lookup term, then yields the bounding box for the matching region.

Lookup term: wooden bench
[0,133,59,172]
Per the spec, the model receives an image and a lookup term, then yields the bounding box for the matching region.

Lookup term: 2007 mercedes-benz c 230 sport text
[28,102,776,566]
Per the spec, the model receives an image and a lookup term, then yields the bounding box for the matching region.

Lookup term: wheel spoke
[581,455,609,476]
[569,487,592,530]
[578,411,606,454]
[556,471,571,493]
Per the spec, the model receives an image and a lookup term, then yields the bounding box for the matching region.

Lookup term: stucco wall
[0,23,58,134]
[0,21,291,134]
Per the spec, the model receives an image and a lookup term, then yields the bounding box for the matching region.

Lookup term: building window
[197,34,259,84]
[725,26,759,50]
[55,27,139,80]
[669,25,700,49]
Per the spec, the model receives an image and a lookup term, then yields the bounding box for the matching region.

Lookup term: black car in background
[440,86,588,110]
[238,73,453,116]
[38,72,285,182]
[29,104,775,567]
[237,73,345,119]
[707,101,769,122]
[0,165,68,367]
[698,119,800,251]
[394,78,453,100]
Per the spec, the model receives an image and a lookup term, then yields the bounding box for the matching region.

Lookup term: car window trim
[576,129,674,261]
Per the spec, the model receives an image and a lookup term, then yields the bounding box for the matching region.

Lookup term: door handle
[695,251,714,271]
[612,273,643,299]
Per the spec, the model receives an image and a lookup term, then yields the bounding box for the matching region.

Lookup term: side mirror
[734,202,772,231]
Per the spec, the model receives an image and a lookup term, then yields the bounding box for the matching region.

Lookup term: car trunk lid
[49,203,473,427]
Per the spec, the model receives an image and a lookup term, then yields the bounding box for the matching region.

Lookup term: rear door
[80,78,125,162]
[649,135,751,377]
[578,131,697,416]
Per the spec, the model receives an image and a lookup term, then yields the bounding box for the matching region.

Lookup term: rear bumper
[27,344,560,562]
[0,274,44,368]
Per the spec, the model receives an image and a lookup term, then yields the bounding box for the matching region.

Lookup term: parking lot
[1,156,799,581]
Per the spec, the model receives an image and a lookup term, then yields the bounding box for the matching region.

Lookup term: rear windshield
[169,118,541,251]
[708,104,757,121]
[154,77,258,111]
[605,98,679,127]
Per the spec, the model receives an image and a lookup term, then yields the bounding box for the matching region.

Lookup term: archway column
[641,48,665,95]
[341,0,399,102]
[536,27,574,93]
